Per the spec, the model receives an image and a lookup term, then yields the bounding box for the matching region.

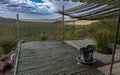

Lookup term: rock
[21,40,26,43]
[0,55,8,62]
[0,61,7,72]
[0,61,12,72]
[0,72,3,75]
[0,51,14,75]
[48,35,55,40]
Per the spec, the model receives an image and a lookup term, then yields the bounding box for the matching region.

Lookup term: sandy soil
[65,20,99,25]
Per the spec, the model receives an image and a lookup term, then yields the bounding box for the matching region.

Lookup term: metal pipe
[109,12,120,75]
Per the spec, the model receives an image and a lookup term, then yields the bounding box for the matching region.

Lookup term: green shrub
[29,34,47,41]
[54,30,80,40]
[0,47,4,54]
[55,31,62,41]
[0,38,17,54]
[55,35,62,41]
[94,29,114,54]
[65,30,80,40]
[99,18,120,44]
[117,33,120,44]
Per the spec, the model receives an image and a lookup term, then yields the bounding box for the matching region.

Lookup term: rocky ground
[0,51,14,75]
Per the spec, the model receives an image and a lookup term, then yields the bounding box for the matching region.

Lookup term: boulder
[0,72,3,75]
[48,35,55,40]
[0,55,8,61]
[0,61,12,72]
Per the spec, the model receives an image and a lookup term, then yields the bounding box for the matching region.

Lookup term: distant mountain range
[0,17,77,23]
[0,17,16,23]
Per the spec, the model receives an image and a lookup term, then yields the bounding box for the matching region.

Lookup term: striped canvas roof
[58,0,120,20]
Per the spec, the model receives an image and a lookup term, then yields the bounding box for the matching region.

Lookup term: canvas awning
[57,0,120,20]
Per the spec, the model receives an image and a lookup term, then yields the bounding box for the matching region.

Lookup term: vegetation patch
[0,18,119,55]
[93,29,114,54]
[0,38,17,54]
[65,30,80,40]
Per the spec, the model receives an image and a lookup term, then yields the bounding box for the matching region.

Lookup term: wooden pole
[109,12,120,75]
[73,20,75,29]
[14,14,21,75]
[16,14,21,41]
[62,5,65,44]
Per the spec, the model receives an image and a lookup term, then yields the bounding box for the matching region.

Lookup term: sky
[0,0,80,19]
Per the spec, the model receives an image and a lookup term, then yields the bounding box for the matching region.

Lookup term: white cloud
[0,0,56,14]
[0,0,81,19]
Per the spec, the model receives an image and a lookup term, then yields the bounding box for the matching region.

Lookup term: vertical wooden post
[109,13,120,75]
[14,14,21,75]
[73,20,75,29]
[62,5,65,44]
[16,14,21,41]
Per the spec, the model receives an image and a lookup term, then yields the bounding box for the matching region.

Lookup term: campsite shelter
[57,0,120,75]
[14,0,120,75]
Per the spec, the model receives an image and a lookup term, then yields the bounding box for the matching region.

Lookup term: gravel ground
[93,49,120,65]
